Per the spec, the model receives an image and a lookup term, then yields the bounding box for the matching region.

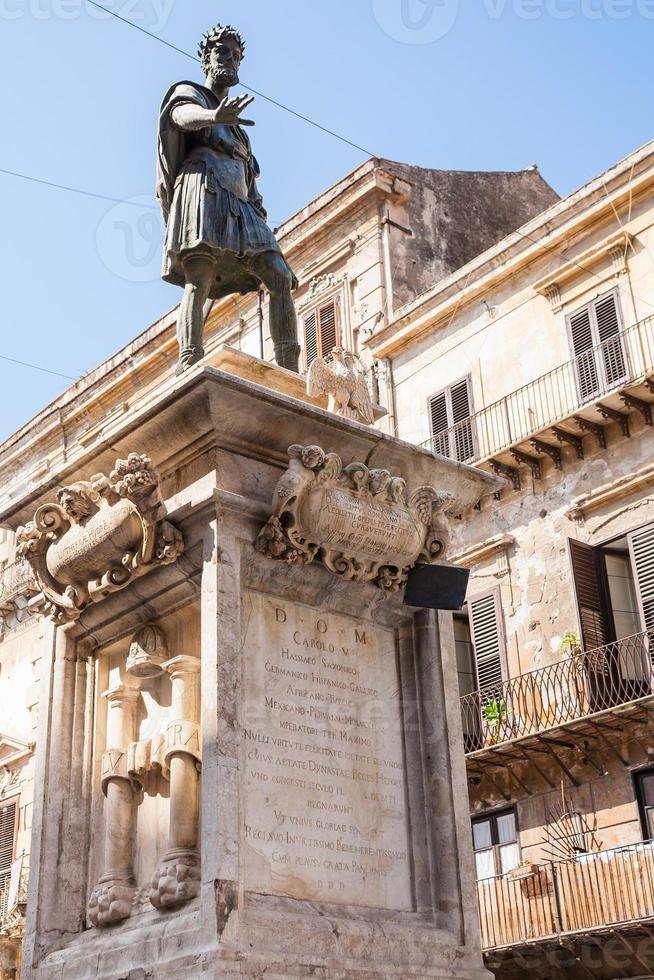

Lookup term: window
[303,299,340,368]
[0,798,17,919]
[570,527,654,650]
[570,531,654,709]
[454,612,477,697]
[569,539,614,652]
[429,377,476,463]
[472,808,520,880]
[635,768,654,840]
[567,290,627,403]
[458,593,508,752]
[468,590,507,693]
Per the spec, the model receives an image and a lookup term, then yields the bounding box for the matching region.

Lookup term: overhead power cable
[0,166,158,210]
[84,0,376,158]
[0,353,79,381]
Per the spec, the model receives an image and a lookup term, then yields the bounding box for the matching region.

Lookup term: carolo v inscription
[242,594,413,911]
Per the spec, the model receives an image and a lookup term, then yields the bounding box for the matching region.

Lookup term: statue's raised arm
[157,24,300,376]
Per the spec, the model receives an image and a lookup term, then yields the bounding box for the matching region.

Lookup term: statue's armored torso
[158,82,281,298]
[185,122,250,199]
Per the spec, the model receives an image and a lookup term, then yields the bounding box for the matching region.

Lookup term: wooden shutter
[318,302,338,356]
[303,311,318,367]
[429,377,475,462]
[468,591,506,692]
[569,306,600,402]
[569,539,613,650]
[0,800,17,874]
[569,292,626,402]
[629,524,654,633]
[595,293,626,387]
[451,378,475,462]
[303,300,340,368]
[429,391,450,457]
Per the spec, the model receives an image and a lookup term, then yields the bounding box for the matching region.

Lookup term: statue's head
[198,24,245,88]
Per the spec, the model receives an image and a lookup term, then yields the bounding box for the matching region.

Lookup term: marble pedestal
[1,365,499,980]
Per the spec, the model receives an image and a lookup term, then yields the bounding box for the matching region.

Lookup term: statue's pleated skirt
[162,154,281,294]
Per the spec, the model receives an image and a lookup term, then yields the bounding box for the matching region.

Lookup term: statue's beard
[209,66,239,87]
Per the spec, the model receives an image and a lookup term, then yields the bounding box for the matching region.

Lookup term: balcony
[425,315,654,483]
[462,631,654,783]
[478,840,654,954]
[0,559,38,618]
[0,858,28,940]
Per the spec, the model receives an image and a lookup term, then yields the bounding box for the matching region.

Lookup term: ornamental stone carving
[306,349,375,425]
[255,445,453,592]
[89,686,141,927]
[15,454,183,623]
[150,656,202,910]
[126,624,168,678]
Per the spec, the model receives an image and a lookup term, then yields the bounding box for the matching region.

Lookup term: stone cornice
[533,230,634,310]
[450,533,515,568]
[0,733,35,768]
[369,140,654,359]
[565,462,654,523]
[0,366,503,532]
[0,348,329,516]
[278,165,410,256]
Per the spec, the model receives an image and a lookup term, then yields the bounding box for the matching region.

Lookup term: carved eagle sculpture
[307,348,375,425]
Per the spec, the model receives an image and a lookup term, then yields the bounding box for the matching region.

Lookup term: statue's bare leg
[250,252,301,373]
[176,252,217,375]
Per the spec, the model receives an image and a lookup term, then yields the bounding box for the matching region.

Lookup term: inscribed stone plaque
[242,593,413,910]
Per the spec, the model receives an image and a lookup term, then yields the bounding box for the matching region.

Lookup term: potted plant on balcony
[561,631,581,658]
[482,697,507,746]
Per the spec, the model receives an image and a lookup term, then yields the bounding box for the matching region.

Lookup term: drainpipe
[383,357,399,439]
[380,205,394,322]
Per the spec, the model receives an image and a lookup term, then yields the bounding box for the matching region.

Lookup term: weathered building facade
[0,157,553,979]
[370,138,654,978]
[7,137,654,979]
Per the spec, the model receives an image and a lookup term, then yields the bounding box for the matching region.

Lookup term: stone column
[414,609,465,938]
[150,655,201,909]
[88,685,140,927]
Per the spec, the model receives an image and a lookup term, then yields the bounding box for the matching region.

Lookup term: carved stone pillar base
[88,872,135,926]
[149,847,200,909]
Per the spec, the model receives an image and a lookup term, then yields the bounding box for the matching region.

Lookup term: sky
[0,0,652,441]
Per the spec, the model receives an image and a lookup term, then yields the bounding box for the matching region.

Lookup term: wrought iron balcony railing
[424,314,654,464]
[478,839,654,950]
[0,559,38,614]
[462,630,654,754]
[0,860,28,938]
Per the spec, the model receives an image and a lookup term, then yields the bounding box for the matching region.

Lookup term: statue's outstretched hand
[213,94,255,127]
